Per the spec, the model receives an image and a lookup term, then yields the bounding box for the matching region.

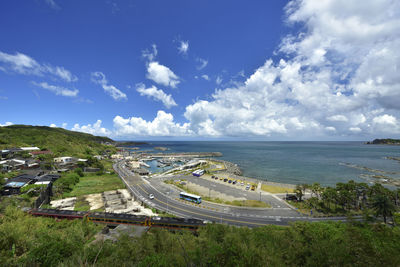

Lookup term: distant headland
[365,138,400,145]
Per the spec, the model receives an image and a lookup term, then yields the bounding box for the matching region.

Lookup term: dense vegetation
[366,138,400,145]
[1,206,400,266]
[0,125,116,157]
[293,181,399,222]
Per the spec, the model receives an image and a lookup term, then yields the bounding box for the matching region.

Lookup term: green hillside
[0,125,116,157]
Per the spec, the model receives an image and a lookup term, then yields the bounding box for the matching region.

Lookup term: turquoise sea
[128,141,400,187]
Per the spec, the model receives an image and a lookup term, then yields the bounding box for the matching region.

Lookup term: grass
[100,159,114,172]
[226,199,270,208]
[74,196,91,211]
[288,200,364,217]
[261,184,295,193]
[165,179,270,208]
[63,173,125,198]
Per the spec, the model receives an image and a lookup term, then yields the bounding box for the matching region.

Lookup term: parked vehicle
[223,178,228,182]
[149,194,154,200]
[245,185,250,190]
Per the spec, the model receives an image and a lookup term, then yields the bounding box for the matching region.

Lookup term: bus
[179,192,202,204]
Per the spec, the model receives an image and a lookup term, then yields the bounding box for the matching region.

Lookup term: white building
[54,157,77,164]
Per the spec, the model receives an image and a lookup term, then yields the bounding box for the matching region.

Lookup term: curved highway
[114,161,351,227]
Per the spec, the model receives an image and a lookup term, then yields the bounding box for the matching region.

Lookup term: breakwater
[149,152,223,158]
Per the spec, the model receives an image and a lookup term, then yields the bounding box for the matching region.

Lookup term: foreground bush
[1,206,400,266]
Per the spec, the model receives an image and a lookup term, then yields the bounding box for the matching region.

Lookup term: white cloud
[0,122,13,127]
[349,127,362,133]
[327,115,348,122]
[45,0,59,9]
[72,120,111,136]
[201,74,210,81]
[69,0,400,139]
[113,111,191,137]
[178,41,189,55]
[142,44,158,62]
[49,123,57,128]
[178,0,400,138]
[136,83,177,109]
[372,114,397,125]
[0,51,76,82]
[32,81,78,97]
[62,122,68,129]
[325,126,336,132]
[91,72,127,101]
[216,76,222,85]
[196,58,208,70]
[146,62,180,88]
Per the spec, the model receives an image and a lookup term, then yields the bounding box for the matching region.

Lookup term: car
[223,178,228,182]
[149,194,154,199]
[211,175,215,179]
[251,185,256,191]
[228,180,232,183]
[215,176,219,180]
[245,185,250,190]
[232,180,237,185]
[240,182,244,186]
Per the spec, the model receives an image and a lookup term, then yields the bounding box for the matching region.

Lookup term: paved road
[165,174,290,208]
[114,162,352,227]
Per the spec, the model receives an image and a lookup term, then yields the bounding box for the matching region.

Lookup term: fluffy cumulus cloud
[136,83,177,109]
[73,0,400,139]
[0,51,77,82]
[91,72,127,101]
[32,81,78,97]
[113,111,191,137]
[146,62,180,88]
[72,120,111,136]
[179,0,400,138]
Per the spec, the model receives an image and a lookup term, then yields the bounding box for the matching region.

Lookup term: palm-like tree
[372,193,396,224]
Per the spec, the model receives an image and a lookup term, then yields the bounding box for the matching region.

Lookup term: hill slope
[0,125,115,157]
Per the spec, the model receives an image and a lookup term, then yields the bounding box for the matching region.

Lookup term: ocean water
[128,141,400,187]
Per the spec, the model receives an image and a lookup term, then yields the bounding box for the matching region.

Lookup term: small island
[366,138,400,145]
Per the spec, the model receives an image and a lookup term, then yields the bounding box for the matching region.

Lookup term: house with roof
[34,174,60,185]
[30,150,52,157]
[2,174,36,195]
[54,156,78,164]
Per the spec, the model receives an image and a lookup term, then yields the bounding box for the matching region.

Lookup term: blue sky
[1,0,400,140]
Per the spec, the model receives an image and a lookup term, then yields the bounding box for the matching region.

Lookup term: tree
[295,184,308,202]
[295,185,304,202]
[321,187,337,210]
[372,193,396,224]
[311,183,322,199]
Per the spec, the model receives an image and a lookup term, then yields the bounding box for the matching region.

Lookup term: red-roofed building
[30,150,52,156]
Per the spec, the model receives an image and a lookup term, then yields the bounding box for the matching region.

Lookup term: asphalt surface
[114,161,351,227]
